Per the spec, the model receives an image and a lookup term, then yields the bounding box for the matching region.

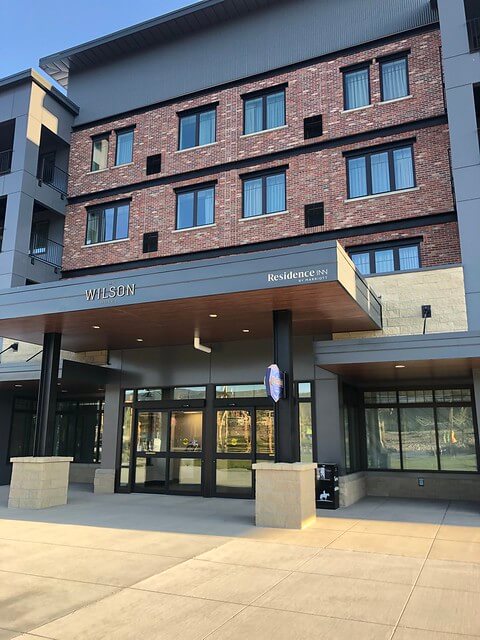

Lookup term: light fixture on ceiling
[209,314,218,318]
[136,338,144,342]
[92,325,101,329]
[14,384,22,388]
[242,329,250,333]
[61,389,68,393]
[395,364,406,369]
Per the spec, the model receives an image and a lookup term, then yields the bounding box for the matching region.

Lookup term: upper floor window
[179,106,217,150]
[347,144,415,199]
[343,66,370,110]
[380,55,409,102]
[91,135,109,172]
[242,170,286,218]
[349,242,420,275]
[115,128,134,166]
[176,185,215,230]
[86,201,130,245]
[243,88,286,135]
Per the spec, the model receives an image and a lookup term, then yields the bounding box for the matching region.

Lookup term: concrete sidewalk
[0,485,479,639]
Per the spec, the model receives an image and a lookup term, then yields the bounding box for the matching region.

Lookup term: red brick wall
[64,29,458,272]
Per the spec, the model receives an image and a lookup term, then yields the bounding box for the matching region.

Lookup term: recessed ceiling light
[14,384,22,388]
[242,329,250,333]
[209,314,218,318]
[98,387,104,391]
[395,364,406,369]
[136,338,144,342]
[61,389,68,393]
[92,325,101,329]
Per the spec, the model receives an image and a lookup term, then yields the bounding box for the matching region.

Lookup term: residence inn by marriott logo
[267,268,329,285]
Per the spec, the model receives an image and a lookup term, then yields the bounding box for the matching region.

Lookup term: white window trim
[341,104,373,114]
[112,161,134,170]
[172,223,216,233]
[239,210,288,221]
[378,94,413,105]
[176,141,218,153]
[344,187,419,203]
[87,167,109,175]
[241,124,288,139]
[82,237,130,248]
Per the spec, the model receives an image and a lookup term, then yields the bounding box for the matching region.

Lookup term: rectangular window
[179,107,216,150]
[176,185,215,230]
[243,170,286,218]
[86,202,130,245]
[142,231,158,253]
[304,202,325,228]
[347,145,415,198]
[304,115,323,139]
[343,66,370,110]
[380,55,409,102]
[115,129,134,166]
[364,389,479,472]
[349,243,420,276]
[146,154,161,175]
[243,88,286,134]
[91,135,109,172]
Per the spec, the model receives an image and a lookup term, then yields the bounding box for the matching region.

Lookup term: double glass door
[215,408,274,497]
[134,410,203,493]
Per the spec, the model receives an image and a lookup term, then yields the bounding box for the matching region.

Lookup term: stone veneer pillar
[8,457,73,509]
[253,462,317,529]
[94,468,116,494]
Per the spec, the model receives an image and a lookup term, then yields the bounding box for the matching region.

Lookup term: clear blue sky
[0,0,198,85]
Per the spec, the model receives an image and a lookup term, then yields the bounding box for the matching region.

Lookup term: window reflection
[256,409,275,456]
[170,411,203,452]
[437,406,477,471]
[366,407,401,469]
[216,460,252,494]
[137,412,168,453]
[217,410,252,453]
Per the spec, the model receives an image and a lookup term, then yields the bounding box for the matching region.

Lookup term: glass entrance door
[133,409,203,494]
[215,408,274,496]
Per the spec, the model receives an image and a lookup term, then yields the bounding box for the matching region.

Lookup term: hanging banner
[264,364,284,403]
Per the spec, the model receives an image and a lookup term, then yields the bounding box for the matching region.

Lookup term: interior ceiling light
[14,384,22,388]
[242,329,250,333]
[209,314,218,318]
[136,338,144,342]
[92,325,101,329]
[395,364,406,369]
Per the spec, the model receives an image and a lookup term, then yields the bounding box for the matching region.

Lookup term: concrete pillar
[314,367,346,473]
[95,382,121,493]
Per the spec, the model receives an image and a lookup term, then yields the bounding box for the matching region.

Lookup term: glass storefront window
[216,460,252,495]
[120,406,133,487]
[365,407,401,469]
[217,409,252,453]
[400,407,438,470]
[298,382,312,398]
[256,409,275,457]
[124,390,134,403]
[437,406,477,471]
[216,384,267,399]
[398,390,434,404]
[138,388,163,401]
[299,402,314,463]
[170,411,203,452]
[135,457,167,490]
[169,459,202,491]
[364,391,397,404]
[173,387,206,400]
[136,411,168,453]
[435,389,472,403]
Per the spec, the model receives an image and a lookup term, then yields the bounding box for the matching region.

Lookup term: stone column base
[8,457,73,509]
[253,462,317,529]
[94,468,115,494]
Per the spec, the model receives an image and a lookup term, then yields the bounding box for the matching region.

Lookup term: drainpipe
[193,329,211,354]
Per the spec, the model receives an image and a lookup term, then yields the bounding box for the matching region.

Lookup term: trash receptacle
[316,463,339,510]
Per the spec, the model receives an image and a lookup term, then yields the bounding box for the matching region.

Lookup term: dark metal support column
[202,383,216,498]
[33,333,61,457]
[273,310,299,463]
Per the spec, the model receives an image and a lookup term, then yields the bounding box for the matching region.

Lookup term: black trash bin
[315,463,339,510]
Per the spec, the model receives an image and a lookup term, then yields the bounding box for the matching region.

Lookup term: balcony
[37,157,68,195]
[467,16,480,52]
[0,149,12,175]
[29,237,63,269]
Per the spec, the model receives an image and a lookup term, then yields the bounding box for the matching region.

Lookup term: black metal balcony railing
[38,158,68,195]
[467,16,480,52]
[0,149,12,175]
[29,237,63,269]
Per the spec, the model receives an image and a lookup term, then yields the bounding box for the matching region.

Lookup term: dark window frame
[177,104,218,151]
[146,154,162,176]
[348,239,422,275]
[90,133,110,172]
[175,183,216,230]
[115,127,135,166]
[241,169,287,218]
[85,200,130,245]
[379,53,410,102]
[342,63,372,111]
[346,143,416,199]
[143,231,159,253]
[363,386,480,473]
[242,86,286,135]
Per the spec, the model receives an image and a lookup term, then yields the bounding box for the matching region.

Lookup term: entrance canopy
[0,241,381,352]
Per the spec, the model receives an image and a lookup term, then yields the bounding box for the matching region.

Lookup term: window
[143,232,158,253]
[243,170,286,218]
[304,115,323,139]
[364,389,479,472]
[176,185,215,230]
[146,154,161,175]
[86,201,130,245]
[349,243,420,275]
[347,144,415,198]
[243,88,286,135]
[304,203,325,228]
[380,55,409,102]
[343,66,370,110]
[179,107,216,150]
[115,129,134,166]
[91,135,109,172]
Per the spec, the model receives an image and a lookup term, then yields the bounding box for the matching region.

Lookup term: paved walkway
[0,485,479,639]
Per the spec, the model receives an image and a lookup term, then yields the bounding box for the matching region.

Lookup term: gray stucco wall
[67,0,437,125]
[438,0,480,329]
